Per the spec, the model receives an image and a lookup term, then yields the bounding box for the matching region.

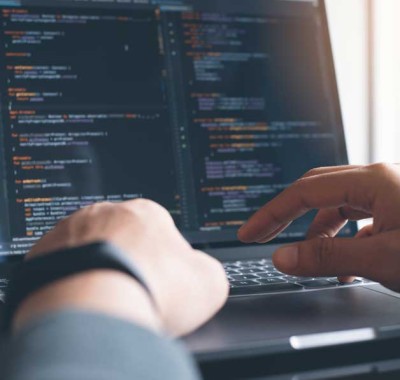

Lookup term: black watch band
[4,241,154,330]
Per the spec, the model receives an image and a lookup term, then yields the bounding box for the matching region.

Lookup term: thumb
[272,234,397,283]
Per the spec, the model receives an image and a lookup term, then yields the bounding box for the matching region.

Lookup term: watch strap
[4,241,154,330]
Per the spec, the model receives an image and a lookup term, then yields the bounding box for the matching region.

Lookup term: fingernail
[274,246,299,271]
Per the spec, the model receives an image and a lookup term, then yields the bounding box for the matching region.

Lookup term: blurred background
[326,0,400,165]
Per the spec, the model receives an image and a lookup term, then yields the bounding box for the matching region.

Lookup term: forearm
[0,311,201,380]
[4,265,200,380]
[12,269,161,333]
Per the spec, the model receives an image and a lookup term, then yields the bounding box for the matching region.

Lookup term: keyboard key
[230,283,303,296]
[299,280,337,288]
[240,268,266,274]
[230,274,260,281]
[283,276,314,281]
[257,278,286,284]
[223,264,241,269]
[236,262,258,268]
[329,278,362,285]
[244,260,264,265]
[224,260,273,269]
[225,269,240,274]
[255,265,271,270]
[255,265,272,270]
[257,273,282,279]
[230,280,260,287]
[266,270,283,275]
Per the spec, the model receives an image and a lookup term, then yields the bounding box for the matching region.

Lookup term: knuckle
[291,178,306,197]
[122,199,174,228]
[84,201,113,214]
[365,163,400,194]
[304,167,324,178]
[131,198,157,208]
[292,178,311,209]
[79,202,112,220]
[308,222,331,239]
[293,177,306,187]
[368,162,390,171]
[71,201,116,231]
[292,177,310,193]
[269,210,287,226]
[303,169,315,178]
[368,162,397,178]
[130,198,167,214]
[314,237,335,269]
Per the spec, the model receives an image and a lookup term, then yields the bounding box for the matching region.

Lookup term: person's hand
[238,163,400,292]
[14,200,229,336]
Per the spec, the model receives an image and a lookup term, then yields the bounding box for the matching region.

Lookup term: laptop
[0,0,400,376]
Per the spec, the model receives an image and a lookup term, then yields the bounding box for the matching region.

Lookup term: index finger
[238,167,373,243]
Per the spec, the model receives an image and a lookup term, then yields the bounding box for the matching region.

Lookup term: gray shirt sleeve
[0,311,201,380]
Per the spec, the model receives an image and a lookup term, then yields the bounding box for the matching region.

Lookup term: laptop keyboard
[223,259,367,296]
[0,262,369,301]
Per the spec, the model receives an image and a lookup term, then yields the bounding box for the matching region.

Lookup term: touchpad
[184,286,400,354]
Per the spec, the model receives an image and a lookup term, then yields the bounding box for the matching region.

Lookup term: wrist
[12,270,162,334]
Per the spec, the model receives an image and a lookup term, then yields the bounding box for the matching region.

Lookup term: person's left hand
[14,200,229,336]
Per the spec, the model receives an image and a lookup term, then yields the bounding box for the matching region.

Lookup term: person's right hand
[238,163,400,293]
[15,199,229,337]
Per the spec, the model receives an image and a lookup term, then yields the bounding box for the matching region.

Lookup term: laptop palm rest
[184,285,400,356]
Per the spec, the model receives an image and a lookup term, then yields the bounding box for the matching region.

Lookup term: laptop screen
[0,0,355,256]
